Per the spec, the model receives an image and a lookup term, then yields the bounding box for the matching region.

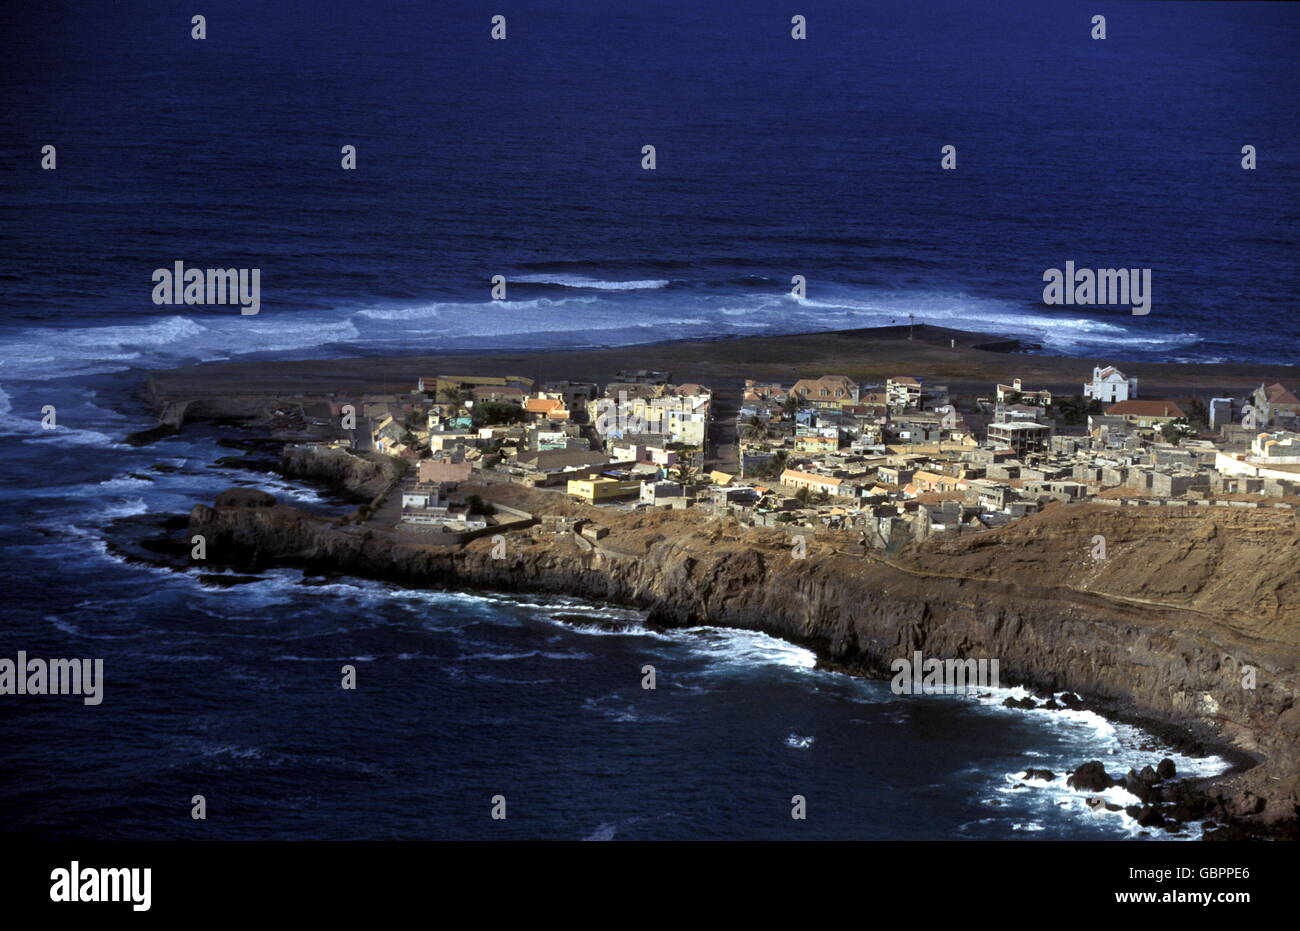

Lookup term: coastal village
[179,345,1300,840]
[295,363,1300,550]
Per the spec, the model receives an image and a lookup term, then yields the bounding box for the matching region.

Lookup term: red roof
[1105,400,1185,418]
[524,398,566,414]
[1265,383,1300,407]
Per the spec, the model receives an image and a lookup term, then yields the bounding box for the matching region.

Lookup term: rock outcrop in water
[189,484,1300,837]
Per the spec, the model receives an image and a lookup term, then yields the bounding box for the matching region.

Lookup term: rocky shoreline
[127,324,1300,839]
[165,440,1300,840]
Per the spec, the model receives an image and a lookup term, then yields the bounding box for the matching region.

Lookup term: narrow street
[706,382,740,473]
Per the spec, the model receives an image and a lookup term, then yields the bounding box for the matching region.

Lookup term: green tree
[439,385,473,409]
[1056,393,1100,426]
[750,448,788,480]
[472,401,525,428]
[465,495,495,516]
[1159,418,1194,445]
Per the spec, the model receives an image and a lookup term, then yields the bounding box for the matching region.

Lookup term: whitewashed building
[1083,365,1138,404]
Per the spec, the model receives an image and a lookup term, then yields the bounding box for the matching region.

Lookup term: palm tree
[671,460,697,485]
[741,415,769,446]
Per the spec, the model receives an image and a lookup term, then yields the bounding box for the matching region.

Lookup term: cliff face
[189,492,1300,832]
[279,445,402,500]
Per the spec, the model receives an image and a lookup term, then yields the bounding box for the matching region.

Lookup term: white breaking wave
[354,295,597,321]
[0,314,359,381]
[0,277,1210,389]
[685,626,818,671]
[512,274,671,290]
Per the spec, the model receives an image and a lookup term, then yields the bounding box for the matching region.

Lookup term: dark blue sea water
[0,0,1293,839]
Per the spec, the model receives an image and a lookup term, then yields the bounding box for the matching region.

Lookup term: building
[779,469,845,497]
[1083,365,1138,404]
[886,376,922,409]
[537,381,598,407]
[567,477,642,503]
[789,375,860,409]
[1208,397,1235,430]
[967,479,1012,511]
[612,443,679,469]
[1105,400,1186,428]
[986,421,1051,456]
[401,484,444,509]
[427,431,480,453]
[1252,431,1300,461]
[372,415,410,456]
[517,449,611,473]
[523,397,570,421]
[743,380,789,405]
[418,374,534,397]
[1252,383,1300,427]
[795,433,839,453]
[471,385,526,403]
[641,481,688,507]
[417,460,473,484]
[996,378,1051,407]
[614,369,671,385]
[908,470,965,494]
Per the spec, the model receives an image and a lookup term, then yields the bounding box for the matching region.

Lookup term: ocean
[0,0,1293,839]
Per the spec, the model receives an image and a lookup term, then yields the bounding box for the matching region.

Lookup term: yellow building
[567,478,642,503]
[418,374,534,395]
[795,434,839,453]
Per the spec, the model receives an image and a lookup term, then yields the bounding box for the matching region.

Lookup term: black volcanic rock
[214,488,276,508]
[1124,770,1155,803]
[1068,761,1114,791]
[1156,758,1177,780]
[1132,805,1166,828]
[197,573,266,588]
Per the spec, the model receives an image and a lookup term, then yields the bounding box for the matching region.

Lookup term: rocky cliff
[278,444,404,501]
[189,487,1300,836]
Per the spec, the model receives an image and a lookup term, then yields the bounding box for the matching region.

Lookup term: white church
[1083,365,1138,404]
